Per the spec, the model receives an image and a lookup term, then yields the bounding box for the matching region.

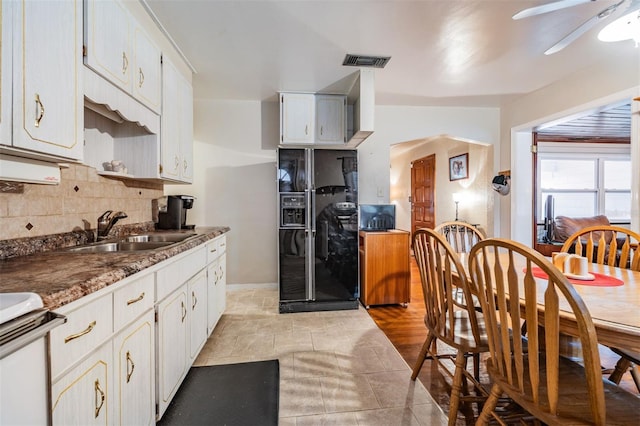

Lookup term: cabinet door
[280,93,315,144]
[156,285,188,418]
[161,57,193,182]
[178,71,194,182]
[189,270,208,361]
[316,95,346,144]
[13,0,83,160]
[51,342,111,426]
[84,0,131,92]
[216,252,227,321]
[114,311,154,426]
[132,27,161,113]
[0,1,11,147]
[207,257,220,334]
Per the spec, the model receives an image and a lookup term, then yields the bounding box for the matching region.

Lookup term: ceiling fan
[513,0,640,55]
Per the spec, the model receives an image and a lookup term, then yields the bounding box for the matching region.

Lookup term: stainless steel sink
[64,231,198,253]
[66,241,173,253]
[122,232,196,243]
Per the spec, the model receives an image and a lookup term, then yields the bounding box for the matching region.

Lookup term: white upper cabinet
[132,27,162,112]
[280,93,315,145]
[84,0,161,114]
[315,95,346,144]
[3,0,83,161]
[0,1,11,147]
[280,92,347,145]
[161,56,193,183]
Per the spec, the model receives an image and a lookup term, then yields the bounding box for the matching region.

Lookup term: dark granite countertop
[0,226,230,311]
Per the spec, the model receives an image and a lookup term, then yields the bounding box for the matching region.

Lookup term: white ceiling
[144,0,640,107]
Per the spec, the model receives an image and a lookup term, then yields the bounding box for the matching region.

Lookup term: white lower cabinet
[156,284,188,418]
[114,311,155,426]
[207,235,227,335]
[50,234,228,424]
[50,272,155,426]
[51,342,111,426]
[189,270,208,361]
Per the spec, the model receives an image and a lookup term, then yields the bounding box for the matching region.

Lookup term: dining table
[457,252,640,354]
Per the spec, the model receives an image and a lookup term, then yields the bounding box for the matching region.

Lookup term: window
[538,144,631,223]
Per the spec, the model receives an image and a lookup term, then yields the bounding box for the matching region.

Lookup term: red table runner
[527,267,624,287]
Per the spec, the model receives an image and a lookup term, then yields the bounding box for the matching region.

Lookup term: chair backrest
[560,225,640,271]
[412,228,483,349]
[468,238,605,425]
[433,221,484,253]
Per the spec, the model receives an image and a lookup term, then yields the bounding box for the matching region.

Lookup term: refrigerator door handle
[310,188,316,234]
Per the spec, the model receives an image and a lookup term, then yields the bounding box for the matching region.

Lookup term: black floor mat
[157,360,280,426]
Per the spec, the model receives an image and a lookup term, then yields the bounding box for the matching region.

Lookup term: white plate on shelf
[564,272,595,281]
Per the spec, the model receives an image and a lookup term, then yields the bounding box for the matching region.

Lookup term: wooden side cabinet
[359,230,410,308]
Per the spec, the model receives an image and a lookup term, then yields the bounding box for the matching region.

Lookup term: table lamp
[452,192,461,221]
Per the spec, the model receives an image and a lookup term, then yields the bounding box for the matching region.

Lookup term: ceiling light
[598,9,640,47]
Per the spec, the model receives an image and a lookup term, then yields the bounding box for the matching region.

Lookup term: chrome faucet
[97,210,128,241]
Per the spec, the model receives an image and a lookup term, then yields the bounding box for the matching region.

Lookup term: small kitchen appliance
[157,195,195,230]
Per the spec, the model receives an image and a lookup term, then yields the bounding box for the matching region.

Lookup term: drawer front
[217,235,227,254]
[206,235,227,264]
[157,246,207,301]
[50,294,113,379]
[113,273,155,332]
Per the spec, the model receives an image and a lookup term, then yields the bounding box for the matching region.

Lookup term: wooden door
[411,154,436,235]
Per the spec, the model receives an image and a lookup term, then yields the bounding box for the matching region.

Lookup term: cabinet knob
[34,93,45,128]
[94,379,105,418]
[125,351,136,383]
[64,320,96,343]
[122,52,128,74]
[138,67,145,88]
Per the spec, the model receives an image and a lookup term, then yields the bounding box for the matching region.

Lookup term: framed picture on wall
[449,153,468,181]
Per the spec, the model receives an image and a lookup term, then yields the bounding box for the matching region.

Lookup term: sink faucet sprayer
[97,210,128,241]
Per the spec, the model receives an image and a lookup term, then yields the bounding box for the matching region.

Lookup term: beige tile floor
[193,287,448,425]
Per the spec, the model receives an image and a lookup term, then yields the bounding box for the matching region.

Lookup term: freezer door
[279,228,310,302]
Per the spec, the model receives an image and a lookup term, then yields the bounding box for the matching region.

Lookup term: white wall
[358,105,501,205]
[165,100,279,286]
[175,101,500,286]
[178,55,639,286]
[390,137,494,236]
[499,49,640,243]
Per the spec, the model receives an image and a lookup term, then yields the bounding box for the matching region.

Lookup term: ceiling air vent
[342,54,391,68]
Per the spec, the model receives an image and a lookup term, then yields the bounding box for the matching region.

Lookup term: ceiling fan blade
[513,0,595,20]
[544,0,626,54]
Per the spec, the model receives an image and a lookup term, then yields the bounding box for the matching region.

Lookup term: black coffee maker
[157,195,195,230]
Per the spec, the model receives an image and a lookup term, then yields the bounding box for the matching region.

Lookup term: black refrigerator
[278,148,359,313]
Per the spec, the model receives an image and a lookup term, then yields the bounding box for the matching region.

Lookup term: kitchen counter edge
[0,226,230,311]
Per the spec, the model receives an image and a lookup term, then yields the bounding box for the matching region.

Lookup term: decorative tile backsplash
[0,164,164,241]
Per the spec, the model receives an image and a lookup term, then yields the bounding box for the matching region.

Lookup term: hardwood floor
[367,256,639,425]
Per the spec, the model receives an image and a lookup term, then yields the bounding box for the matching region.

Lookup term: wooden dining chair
[411,228,489,426]
[434,221,485,311]
[561,225,640,391]
[468,238,640,425]
[560,224,640,271]
[434,221,485,254]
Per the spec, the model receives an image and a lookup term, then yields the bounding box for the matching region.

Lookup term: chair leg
[609,356,631,384]
[411,333,436,380]
[475,383,501,426]
[630,364,640,392]
[448,351,467,426]
[473,353,480,381]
